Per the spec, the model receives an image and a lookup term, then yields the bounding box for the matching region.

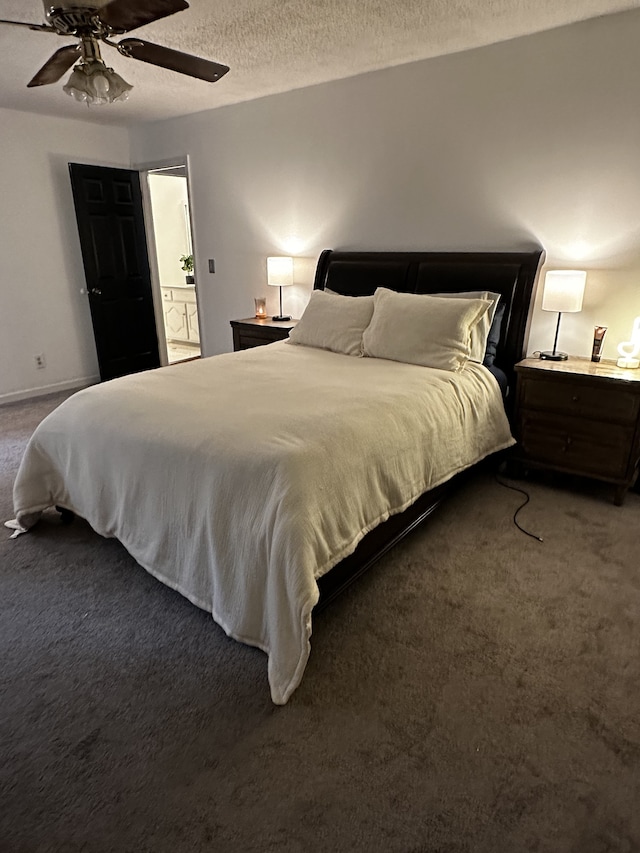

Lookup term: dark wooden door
[69,162,160,381]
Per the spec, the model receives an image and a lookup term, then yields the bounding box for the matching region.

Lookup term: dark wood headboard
[313,248,544,388]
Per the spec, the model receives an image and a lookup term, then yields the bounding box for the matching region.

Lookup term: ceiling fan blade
[27,44,82,87]
[0,18,53,32]
[118,39,229,83]
[99,0,188,33]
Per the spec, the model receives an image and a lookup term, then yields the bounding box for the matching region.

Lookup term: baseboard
[0,375,99,406]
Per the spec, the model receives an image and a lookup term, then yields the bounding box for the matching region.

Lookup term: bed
[8,248,543,704]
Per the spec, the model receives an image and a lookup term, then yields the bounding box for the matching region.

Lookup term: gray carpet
[1,391,639,853]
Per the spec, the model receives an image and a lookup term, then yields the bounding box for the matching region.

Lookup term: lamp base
[539,350,568,361]
[617,356,640,369]
[272,314,292,322]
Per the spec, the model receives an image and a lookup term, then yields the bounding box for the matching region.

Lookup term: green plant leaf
[179,254,194,273]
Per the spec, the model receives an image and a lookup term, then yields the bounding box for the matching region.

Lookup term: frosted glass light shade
[63,61,132,105]
[541,270,586,313]
[267,256,294,287]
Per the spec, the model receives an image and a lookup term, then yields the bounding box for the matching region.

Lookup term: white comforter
[12,342,514,704]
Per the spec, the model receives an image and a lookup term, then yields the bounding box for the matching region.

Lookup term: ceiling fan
[0,0,229,104]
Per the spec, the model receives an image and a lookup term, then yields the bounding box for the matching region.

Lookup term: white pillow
[432,290,501,363]
[362,288,492,372]
[287,289,374,356]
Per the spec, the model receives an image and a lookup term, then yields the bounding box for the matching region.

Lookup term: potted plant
[180,254,195,284]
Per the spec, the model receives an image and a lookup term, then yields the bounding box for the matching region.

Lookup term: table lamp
[540,270,586,361]
[267,256,293,321]
[617,316,640,369]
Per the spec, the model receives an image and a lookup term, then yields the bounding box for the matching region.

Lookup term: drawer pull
[561,436,573,452]
[572,395,579,402]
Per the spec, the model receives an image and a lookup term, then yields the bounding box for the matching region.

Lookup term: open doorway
[146,164,201,365]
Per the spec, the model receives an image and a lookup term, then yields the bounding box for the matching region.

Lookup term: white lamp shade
[541,270,586,313]
[267,256,293,287]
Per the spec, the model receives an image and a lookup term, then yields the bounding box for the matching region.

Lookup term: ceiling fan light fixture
[63,59,132,104]
[3,2,229,103]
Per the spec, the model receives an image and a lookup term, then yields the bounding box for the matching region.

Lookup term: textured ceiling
[0,0,639,126]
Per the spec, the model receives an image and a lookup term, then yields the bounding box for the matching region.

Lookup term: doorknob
[89,288,102,295]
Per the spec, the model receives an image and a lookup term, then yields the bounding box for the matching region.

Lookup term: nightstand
[514,357,640,505]
[230,317,298,351]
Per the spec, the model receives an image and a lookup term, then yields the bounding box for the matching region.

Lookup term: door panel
[70,162,160,381]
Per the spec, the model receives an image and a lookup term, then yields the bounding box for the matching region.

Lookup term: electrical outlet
[34,353,46,369]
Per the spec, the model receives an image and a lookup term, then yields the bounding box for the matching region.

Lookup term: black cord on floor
[494,470,544,542]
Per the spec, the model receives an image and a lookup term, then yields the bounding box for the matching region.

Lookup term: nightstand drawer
[521,377,640,424]
[235,332,281,350]
[231,318,297,351]
[519,413,634,479]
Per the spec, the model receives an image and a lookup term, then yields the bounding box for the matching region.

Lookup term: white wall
[130,9,640,363]
[0,108,129,403]
[147,174,191,287]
